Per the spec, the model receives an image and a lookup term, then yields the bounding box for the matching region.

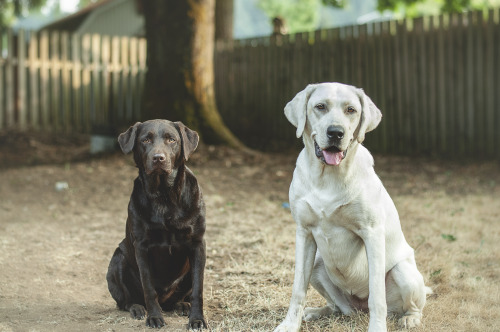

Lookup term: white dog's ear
[284,84,317,138]
[356,89,382,143]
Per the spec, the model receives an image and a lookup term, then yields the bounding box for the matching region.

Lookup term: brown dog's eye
[347,106,356,113]
[167,138,176,143]
[315,103,326,110]
[142,138,151,144]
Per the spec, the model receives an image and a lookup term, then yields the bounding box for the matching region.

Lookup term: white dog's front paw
[273,322,301,332]
[398,313,422,329]
[303,305,335,321]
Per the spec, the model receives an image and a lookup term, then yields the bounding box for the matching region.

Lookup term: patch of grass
[441,233,457,242]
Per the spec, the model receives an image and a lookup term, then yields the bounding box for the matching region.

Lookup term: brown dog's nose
[153,153,166,163]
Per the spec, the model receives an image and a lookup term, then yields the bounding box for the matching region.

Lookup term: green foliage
[257,0,324,34]
[321,0,346,7]
[0,0,96,28]
[378,0,500,17]
[0,0,46,27]
[430,269,442,278]
[259,0,500,31]
[441,233,457,242]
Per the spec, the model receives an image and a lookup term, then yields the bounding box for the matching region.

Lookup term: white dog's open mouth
[314,141,346,166]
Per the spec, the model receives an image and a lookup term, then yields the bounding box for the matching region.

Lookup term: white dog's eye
[347,106,356,114]
[315,103,326,110]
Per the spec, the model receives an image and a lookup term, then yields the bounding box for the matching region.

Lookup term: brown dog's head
[118,120,199,175]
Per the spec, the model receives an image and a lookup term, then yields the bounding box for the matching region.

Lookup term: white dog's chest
[291,191,370,292]
[312,224,370,297]
[290,184,351,225]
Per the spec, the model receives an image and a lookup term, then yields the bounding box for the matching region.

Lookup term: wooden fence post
[5,29,14,128]
[0,29,4,130]
[61,32,71,132]
[28,31,39,129]
[90,34,100,127]
[50,31,60,131]
[39,30,50,130]
[81,34,91,132]
[17,29,27,129]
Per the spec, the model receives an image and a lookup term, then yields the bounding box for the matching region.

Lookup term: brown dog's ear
[284,84,318,138]
[355,89,382,143]
[118,122,141,154]
[174,122,199,161]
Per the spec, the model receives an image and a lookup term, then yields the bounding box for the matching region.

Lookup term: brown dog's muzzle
[145,152,172,175]
[153,153,166,164]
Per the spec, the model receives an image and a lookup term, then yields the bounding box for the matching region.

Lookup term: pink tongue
[322,150,343,166]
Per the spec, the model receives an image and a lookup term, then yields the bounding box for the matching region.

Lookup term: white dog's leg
[359,226,387,332]
[389,257,428,329]
[304,252,354,321]
[303,305,336,321]
[274,226,317,332]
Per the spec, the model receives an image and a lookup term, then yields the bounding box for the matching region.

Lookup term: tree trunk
[215,0,233,41]
[141,0,244,148]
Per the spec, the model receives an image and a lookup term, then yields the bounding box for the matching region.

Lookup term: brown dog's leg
[107,246,146,319]
[134,243,166,328]
[188,239,207,329]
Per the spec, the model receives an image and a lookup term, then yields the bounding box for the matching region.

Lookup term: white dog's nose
[327,125,344,140]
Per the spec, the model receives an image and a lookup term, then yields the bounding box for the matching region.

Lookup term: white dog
[274,83,430,332]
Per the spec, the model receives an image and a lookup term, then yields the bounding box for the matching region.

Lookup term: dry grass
[0,139,499,331]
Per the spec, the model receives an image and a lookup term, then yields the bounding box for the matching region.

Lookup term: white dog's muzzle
[314,140,347,166]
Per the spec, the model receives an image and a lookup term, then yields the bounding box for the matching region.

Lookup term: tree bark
[141,0,244,148]
[215,0,233,41]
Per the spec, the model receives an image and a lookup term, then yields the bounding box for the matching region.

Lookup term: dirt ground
[0,131,499,332]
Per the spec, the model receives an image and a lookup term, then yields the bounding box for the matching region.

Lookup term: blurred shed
[41,0,144,37]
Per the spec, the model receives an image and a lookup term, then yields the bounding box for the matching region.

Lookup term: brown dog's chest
[148,227,191,248]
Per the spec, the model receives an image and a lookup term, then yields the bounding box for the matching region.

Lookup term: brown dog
[106,119,207,329]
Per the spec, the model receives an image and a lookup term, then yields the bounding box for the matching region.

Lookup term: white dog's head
[285,82,382,166]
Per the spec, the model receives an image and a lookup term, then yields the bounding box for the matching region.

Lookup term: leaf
[430,269,442,278]
[441,234,457,242]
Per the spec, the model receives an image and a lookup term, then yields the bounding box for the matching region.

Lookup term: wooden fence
[215,8,500,158]
[1,8,499,158]
[0,29,146,134]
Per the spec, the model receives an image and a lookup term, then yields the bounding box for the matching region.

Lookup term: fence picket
[6,29,14,128]
[0,31,3,130]
[91,34,101,127]
[50,31,60,131]
[495,8,500,155]
[39,31,49,130]
[29,31,39,129]
[110,36,120,124]
[454,13,466,157]
[81,34,91,132]
[129,37,138,122]
[61,32,71,131]
[101,35,110,128]
[17,30,27,129]
[72,34,82,132]
[485,9,495,156]
[119,37,130,121]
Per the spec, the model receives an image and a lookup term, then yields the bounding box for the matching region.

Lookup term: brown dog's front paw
[188,315,207,330]
[146,314,166,329]
[129,304,146,320]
